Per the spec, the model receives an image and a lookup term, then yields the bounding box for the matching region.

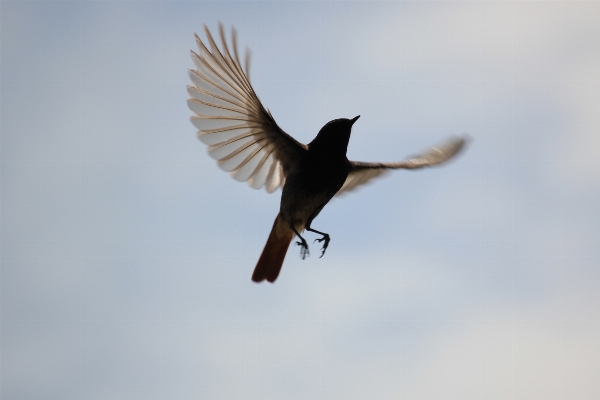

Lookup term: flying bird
[187,25,468,283]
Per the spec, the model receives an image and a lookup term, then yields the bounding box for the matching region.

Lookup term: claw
[319,249,326,258]
[300,247,309,259]
[296,239,310,260]
[316,234,330,258]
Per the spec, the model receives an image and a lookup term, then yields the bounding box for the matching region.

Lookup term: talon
[296,238,310,260]
[299,245,309,260]
[317,234,330,258]
[296,240,308,248]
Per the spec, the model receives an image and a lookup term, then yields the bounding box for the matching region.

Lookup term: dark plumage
[187,24,468,283]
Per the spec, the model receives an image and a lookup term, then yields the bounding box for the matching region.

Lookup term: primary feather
[187,24,306,193]
[337,135,468,195]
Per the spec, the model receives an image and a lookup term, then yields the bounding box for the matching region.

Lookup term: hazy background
[2,1,599,399]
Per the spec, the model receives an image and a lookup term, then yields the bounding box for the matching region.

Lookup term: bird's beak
[350,115,360,125]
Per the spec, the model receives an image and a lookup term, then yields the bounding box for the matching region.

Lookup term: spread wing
[187,24,307,193]
[337,135,469,195]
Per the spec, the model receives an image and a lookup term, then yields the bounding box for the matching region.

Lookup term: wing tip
[449,133,472,157]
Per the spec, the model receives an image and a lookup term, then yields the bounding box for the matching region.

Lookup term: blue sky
[2,1,599,399]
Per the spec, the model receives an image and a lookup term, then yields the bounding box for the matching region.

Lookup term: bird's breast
[281,158,349,208]
[300,157,349,194]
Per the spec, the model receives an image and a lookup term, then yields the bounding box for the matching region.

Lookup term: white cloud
[4,2,600,399]
[552,78,600,188]
[408,316,600,400]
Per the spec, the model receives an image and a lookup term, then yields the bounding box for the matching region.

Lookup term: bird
[187,24,468,283]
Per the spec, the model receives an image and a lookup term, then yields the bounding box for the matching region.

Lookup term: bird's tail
[252,213,294,283]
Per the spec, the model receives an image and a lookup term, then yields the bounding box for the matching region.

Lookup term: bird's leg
[290,225,310,260]
[306,226,330,258]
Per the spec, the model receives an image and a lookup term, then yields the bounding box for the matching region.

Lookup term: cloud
[3,2,600,399]
[408,317,600,400]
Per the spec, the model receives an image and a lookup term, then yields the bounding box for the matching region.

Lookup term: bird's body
[188,25,469,283]
[253,118,355,282]
[281,159,346,234]
[281,118,355,234]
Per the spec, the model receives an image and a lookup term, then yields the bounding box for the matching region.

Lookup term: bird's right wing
[187,24,307,193]
[337,135,469,195]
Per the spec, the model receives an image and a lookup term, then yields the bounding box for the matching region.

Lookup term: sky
[1,1,599,399]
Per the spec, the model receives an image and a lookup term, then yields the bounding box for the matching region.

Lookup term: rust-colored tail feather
[252,214,294,283]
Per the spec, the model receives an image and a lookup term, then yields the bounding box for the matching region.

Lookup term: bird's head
[308,115,360,156]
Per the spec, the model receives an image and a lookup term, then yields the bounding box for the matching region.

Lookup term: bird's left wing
[337,135,469,195]
[187,24,307,193]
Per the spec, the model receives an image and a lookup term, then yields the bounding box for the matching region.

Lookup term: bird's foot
[314,234,330,258]
[296,238,310,260]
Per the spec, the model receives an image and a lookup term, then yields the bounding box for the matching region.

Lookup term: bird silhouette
[187,24,468,283]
